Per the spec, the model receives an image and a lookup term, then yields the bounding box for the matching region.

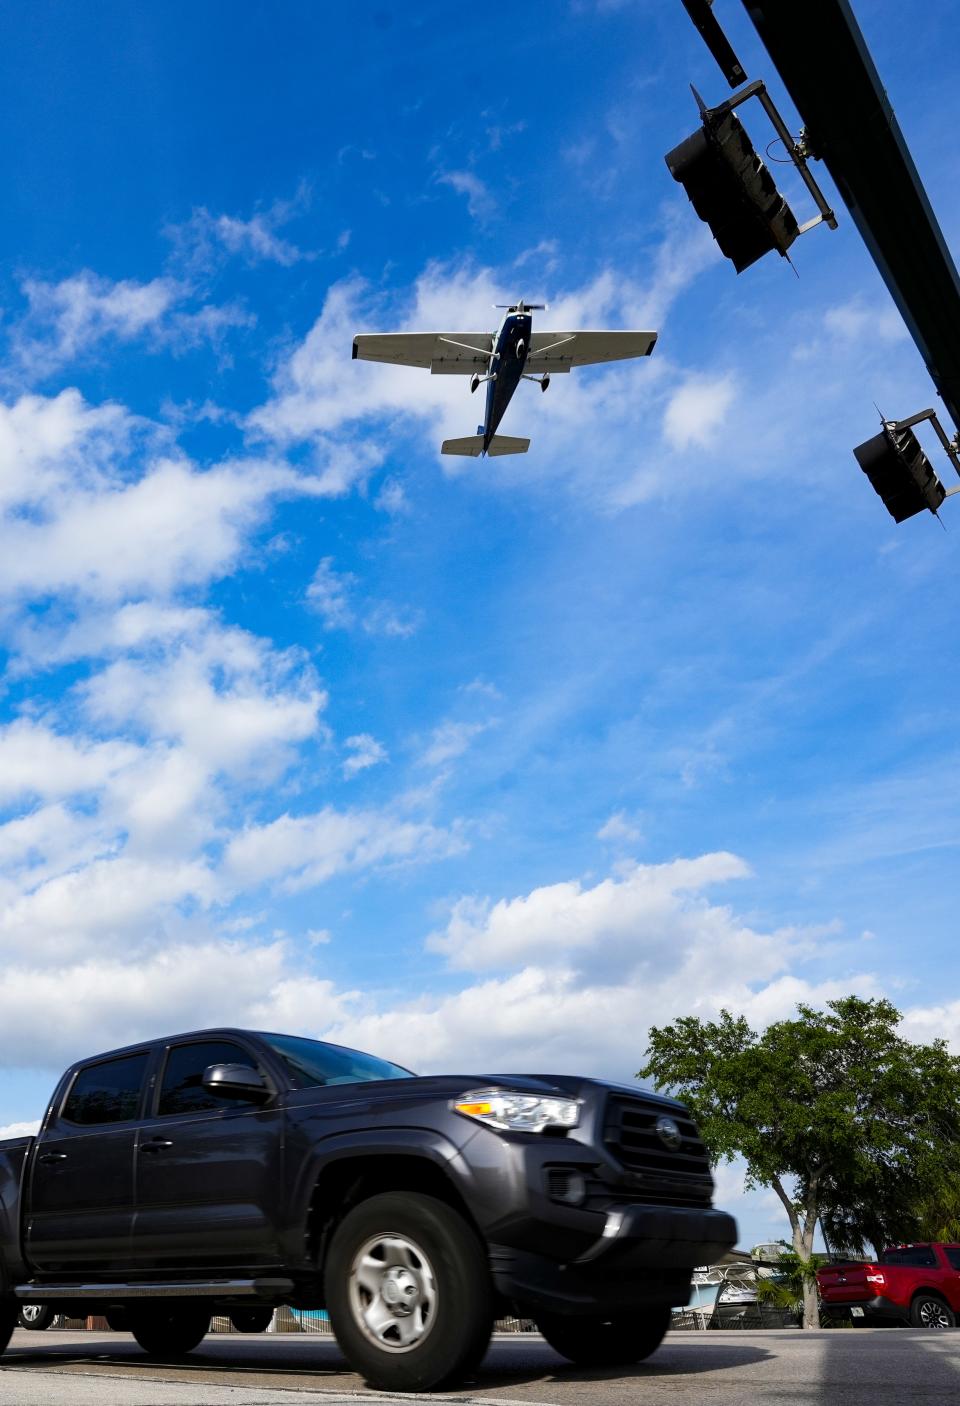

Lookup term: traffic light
[665,81,836,274]
[854,410,960,523]
[666,109,798,272]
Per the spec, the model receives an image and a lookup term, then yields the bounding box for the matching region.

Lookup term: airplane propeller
[494,301,548,313]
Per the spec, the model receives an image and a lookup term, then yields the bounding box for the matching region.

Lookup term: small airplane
[352,301,658,457]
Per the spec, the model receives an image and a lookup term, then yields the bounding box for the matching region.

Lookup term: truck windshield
[262,1033,413,1088]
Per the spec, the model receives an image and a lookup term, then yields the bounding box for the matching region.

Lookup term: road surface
[1,1326,958,1404]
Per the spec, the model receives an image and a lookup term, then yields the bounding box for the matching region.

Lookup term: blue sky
[1,0,958,1249]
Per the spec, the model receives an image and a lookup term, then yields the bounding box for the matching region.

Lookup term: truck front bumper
[489,1203,737,1318]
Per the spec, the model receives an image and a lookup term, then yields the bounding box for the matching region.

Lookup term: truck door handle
[38,1152,68,1164]
[138,1139,174,1153]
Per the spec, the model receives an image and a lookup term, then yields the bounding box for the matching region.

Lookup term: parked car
[817,1243,960,1327]
[0,1026,736,1391]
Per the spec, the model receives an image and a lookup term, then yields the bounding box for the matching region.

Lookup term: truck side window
[880,1246,937,1267]
[157,1040,261,1117]
[61,1053,149,1126]
[945,1247,960,1270]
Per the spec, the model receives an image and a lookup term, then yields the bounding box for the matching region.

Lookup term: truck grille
[603,1095,712,1200]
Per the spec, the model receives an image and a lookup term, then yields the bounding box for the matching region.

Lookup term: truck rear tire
[18,1304,56,1331]
[535,1305,672,1365]
[129,1306,211,1358]
[229,1307,274,1333]
[910,1294,955,1329]
[325,1191,493,1392]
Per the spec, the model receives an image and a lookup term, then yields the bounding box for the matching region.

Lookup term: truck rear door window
[944,1247,960,1270]
[879,1246,937,1267]
[61,1053,149,1125]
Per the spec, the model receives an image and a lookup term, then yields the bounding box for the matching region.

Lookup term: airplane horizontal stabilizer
[441,435,485,457]
[440,434,531,457]
[486,434,530,456]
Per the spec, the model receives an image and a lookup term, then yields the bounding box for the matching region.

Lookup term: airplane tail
[441,433,530,457]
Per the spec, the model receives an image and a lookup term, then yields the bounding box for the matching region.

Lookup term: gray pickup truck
[0,1026,736,1391]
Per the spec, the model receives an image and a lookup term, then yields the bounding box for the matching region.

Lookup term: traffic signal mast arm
[698,80,837,237]
[737,0,960,440]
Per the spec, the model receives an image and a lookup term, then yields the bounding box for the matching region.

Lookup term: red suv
[818,1243,960,1328]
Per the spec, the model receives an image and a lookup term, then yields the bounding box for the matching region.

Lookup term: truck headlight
[453,1087,581,1134]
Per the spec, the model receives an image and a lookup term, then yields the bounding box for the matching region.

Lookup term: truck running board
[14,1276,294,1300]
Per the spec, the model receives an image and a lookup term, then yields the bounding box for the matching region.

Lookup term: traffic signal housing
[666,108,798,272]
[854,409,960,523]
[665,81,836,275]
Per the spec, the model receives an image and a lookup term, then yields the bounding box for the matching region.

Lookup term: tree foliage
[638,996,960,1327]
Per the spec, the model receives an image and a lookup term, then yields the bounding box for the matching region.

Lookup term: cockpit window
[261,1033,413,1088]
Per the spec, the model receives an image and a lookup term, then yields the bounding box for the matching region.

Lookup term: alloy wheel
[918,1298,953,1329]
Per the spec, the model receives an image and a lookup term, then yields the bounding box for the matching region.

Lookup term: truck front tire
[535,1305,672,1366]
[0,1301,16,1357]
[129,1306,211,1358]
[325,1191,493,1392]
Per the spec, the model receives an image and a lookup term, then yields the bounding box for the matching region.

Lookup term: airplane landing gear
[540,375,550,393]
[470,373,480,394]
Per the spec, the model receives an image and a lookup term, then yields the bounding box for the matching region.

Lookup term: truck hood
[384,1072,687,1111]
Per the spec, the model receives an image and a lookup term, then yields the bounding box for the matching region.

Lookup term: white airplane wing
[352,333,493,374]
[526,330,657,373]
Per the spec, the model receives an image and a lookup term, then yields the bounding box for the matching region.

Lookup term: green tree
[754,1247,828,1322]
[638,996,960,1328]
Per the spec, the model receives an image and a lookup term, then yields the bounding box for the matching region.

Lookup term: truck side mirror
[202,1063,270,1101]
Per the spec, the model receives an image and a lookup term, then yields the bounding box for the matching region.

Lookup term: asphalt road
[1,1327,959,1405]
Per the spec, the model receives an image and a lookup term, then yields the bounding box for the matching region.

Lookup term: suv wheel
[325,1191,493,1392]
[18,1304,56,1331]
[129,1306,211,1358]
[535,1306,672,1366]
[911,1294,955,1329]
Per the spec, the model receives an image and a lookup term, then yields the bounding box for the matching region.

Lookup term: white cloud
[0,388,132,511]
[0,854,217,964]
[373,477,410,516]
[900,999,960,1052]
[0,720,138,804]
[307,557,357,628]
[82,630,325,777]
[662,373,736,451]
[822,297,906,345]
[224,807,465,892]
[426,852,755,972]
[597,810,642,845]
[343,734,388,778]
[420,719,491,768]
[0,940,356,1070]
[436,170,497,222]
[208,213,305,266]
[7,271,250,376]
[363,601,421,639]
[0,387,351,605]
[0,1120,40,1141]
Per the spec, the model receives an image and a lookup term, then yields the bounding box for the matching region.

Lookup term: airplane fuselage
[482,311,530,450]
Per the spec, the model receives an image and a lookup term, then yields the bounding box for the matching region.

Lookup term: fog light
[546,1168,587,1206]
